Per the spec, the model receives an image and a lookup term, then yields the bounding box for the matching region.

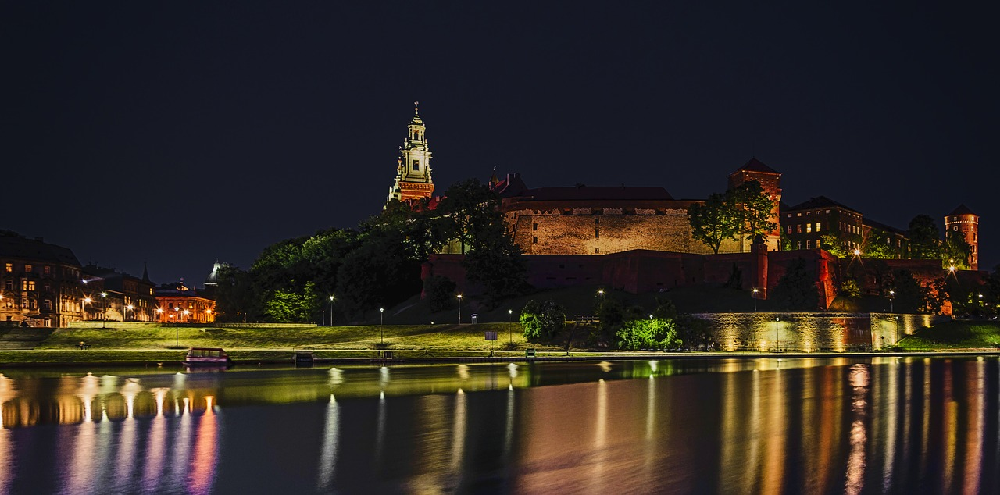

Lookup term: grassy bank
[896,320,1000,350]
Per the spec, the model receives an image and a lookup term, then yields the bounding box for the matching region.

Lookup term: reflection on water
[2,358,1000,493]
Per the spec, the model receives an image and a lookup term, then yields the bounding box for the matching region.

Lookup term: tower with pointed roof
[945,205,979,270]
[387,102,434,205]
[728,157,782,251]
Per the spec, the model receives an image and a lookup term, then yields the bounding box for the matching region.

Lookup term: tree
[861,228,899,259]
[688,193,738,254]
[770,257,820,310]
[888,268,927,314]
[264,281,320,323]
[213,265,260,322]
[729,180,777,250]
[423,275,456,313]
[440,179,528,307]
[520,300,566,342]
[907,215,941,259]
[941,234,973,270]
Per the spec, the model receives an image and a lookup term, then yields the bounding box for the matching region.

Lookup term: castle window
[595,248,600,254]
[412,160,420,171]
[533,223,538,231]
[806,223,812,233]
[815,223,820,232]
[595,227,599,239]
[533,237,538,244]
[4,263,11,272]
[797,224,802,233]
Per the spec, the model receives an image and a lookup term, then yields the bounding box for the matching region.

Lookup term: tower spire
[386,103,434,205]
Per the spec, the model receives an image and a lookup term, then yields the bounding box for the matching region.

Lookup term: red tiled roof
[948,204,976,216]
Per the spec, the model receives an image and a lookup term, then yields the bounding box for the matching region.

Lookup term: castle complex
[386,106,980,303]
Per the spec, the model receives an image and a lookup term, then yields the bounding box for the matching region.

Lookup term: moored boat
[183,347,232,367]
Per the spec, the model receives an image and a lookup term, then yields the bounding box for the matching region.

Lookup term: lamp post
[101,292,107,329]
[457,294,463,325]
[508,309,513,345]
[379,307,385,344]
[156,307,163,323]
[775,316,780,352]
[888,290,895,313]
[125,304,133,322]
[205,308,212,322]
[328,295,335,326]
[752,288,759,312]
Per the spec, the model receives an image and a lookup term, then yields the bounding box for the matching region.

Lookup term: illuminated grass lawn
[896,320,1000,350]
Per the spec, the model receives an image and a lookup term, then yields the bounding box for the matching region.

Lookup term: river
[0,357,997,493]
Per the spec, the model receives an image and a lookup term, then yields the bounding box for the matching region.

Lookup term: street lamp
[775,316,780,352]
[508,309,513,345]
[379,307,385,344]
[83,297,92,322]
[752,288,759,312]
[328,295,335,326]
[156,307,163,323]
[888,290,895,313]
[457,294,463,325]
[125,304,134,322]
[101,292,107,329]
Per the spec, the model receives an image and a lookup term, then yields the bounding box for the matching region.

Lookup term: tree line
[213,179,527,323]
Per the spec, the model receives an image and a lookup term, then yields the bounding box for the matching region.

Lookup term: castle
[384,106,980,305]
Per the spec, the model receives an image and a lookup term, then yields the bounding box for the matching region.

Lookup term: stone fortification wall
[505,203,743,257]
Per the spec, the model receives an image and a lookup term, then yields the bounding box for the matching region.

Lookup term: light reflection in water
[317,394,339,491]
[845,364,869,494]
[0,359,999,492]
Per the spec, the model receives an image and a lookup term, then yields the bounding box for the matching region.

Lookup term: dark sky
[3,2,998,284]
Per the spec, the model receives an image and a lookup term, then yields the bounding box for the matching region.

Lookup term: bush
[520,300,565,342]
[615,317,680,350]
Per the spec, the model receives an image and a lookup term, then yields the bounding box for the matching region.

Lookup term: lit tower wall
[945,205,979,270]
[387,102,434,205]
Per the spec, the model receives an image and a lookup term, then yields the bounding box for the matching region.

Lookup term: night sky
[3,2,998,284]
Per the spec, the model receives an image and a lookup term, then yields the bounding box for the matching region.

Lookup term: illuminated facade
[728,158,782,251]
[386,102,435,205]
[154,283,216,323]
[0,233,85,327]
[945,205,979,270]
[81,264,157,322]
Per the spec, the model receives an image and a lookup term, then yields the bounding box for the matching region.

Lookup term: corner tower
[945,205,979,270]
[728,157,782,251]
[387,102,434,205]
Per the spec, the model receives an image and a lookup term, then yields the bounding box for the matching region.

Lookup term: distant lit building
[81,264,157,322]
[0,233,85,327]
[945,205,979,270]
[782,196,864,252]
[154,282,216,323]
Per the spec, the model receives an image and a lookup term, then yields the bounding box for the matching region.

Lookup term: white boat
[183,347,232,367]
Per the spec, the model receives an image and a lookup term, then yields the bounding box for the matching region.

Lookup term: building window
[533,237,538,244]
[815,223,820,232]
[4,263,11,273]
[786,225,791,234]
[43,299,52,310]
[595,227,599,239]
[24,264,32,273]
[22,280,35,291]
[412,159,420,171]
[533,223,538,231]
[43,266,51,276]
[796,241,802,249]
[4,280,12,290]
[595,248,600,253]
[806,223,812,233]
[806,240,812,249]
[797,225,803,233]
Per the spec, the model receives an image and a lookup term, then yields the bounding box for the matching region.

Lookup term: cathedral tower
[945,205,979,270]
[387,102,434,205]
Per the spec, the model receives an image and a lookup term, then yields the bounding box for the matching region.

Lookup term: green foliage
[441,179,528,307]
[907,215,941,259]
[336,230,422,317]
[688,193,737,254]
[520,299,566,342]
[840,278,861,299]
[861,228,900,259]
[770,257,820,310]
[423,275,457,312]
[729,180,777,244]
[941,234,973,270]
[615,317,680,350]
[264,281,320,323]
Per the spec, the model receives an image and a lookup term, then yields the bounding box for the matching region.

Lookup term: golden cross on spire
[414,100,419,115]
